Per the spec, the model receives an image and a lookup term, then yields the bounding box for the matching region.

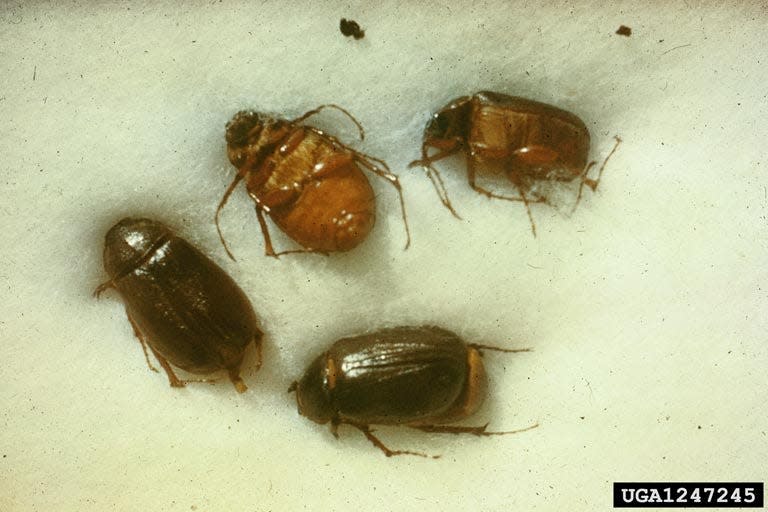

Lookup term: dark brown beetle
[289,326,538,458]
[339,18,365,39]
[94,218,262,393]
[409,91,621,235]
[216,105,410,258]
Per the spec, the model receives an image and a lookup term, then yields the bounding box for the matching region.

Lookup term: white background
[1,1,766,511]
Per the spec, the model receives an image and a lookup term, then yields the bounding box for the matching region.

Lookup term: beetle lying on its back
[290,325,538,457]
[94,218,262,393]
[217,105,410,259]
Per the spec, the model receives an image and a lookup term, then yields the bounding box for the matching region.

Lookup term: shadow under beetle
[217,105,410,259]
[289,325,538,458]
[94,218,262,393]
[409,91,621,236]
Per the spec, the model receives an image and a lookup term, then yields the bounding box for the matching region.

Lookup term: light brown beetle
[409,91,621,235]
[289,326,538,458]
[216,105,410,258]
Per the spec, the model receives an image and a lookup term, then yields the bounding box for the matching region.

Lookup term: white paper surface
[1,1,766,510]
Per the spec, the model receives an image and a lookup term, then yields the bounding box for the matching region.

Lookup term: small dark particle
[340,18,365,40]
[615,25,632,37]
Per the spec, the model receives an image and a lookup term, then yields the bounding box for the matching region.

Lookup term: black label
[613,482,764,508]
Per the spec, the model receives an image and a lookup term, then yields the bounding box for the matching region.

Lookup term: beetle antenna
[215,173,244,261]
[292,104,365,141]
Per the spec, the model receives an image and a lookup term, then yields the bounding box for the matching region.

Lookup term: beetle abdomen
[271,165,375,251]
[264,131,376,251]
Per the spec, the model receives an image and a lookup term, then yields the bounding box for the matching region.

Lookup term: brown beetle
[409,91,621,235]
[216,105,410,258]
[289,326,538,458]
[339,18,365,39]
[94,218,262,393]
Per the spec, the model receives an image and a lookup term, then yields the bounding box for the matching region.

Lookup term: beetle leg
[93,280,114,298]
[146,344,185,388]
[411,422,539,436]
[126,318,215,390]
[467,343,532,354]
[572,135,622,214]
[408,145,463,220]
[124,310,159,373]
[215,172,245,261]
[346,422,438,459]
[428,164,462,220]
[254,205,279,258]
[227,367,248,394]
[330,417,341,439]
[342,145,411,250]
[466,154,541,236]
[354,154,411,250]
[253,204,328,258]
[291,104,365,141]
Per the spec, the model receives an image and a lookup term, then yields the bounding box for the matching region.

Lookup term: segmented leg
[467,154,543,236]
[467,343,532,354]
[93,280,114,298]
[215,173,244,260]
[147,345,185,388]
[347,422,439,459]
[408,144,463,219]
[572,135,622,214]
[292,104,365,141]
[254,204,328,258]
[125,310,159,373]
[227,367,248,394]
[410,422,539,436]
[255,205,278,258]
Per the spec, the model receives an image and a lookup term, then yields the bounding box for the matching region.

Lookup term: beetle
[288,325,538,458]
[94,217,262,393]
[409,91,622,235]
[339,18,365,39]
[216,105,410,259]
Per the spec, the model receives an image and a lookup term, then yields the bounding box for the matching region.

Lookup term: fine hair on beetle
[288,326,539,458]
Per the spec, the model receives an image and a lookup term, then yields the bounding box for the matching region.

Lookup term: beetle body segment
[293,326,487,427]
[219,107,408,258]
[97,218,262,392]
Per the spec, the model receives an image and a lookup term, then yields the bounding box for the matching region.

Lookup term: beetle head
[292,354,335,424]
[423,97,471,149]
[225,110,263,147]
